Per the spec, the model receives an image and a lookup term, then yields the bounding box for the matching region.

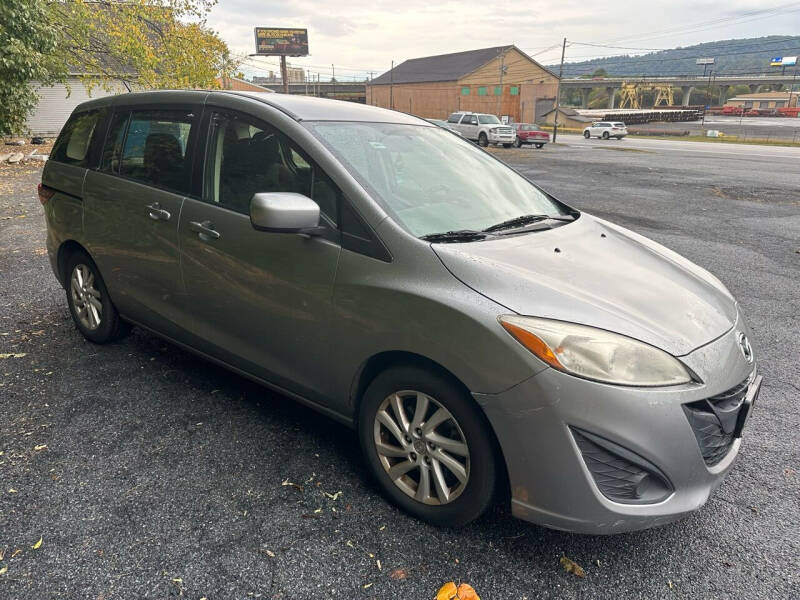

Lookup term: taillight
[38,183,55,205]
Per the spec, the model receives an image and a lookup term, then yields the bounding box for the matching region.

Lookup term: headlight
[499,315,692,387]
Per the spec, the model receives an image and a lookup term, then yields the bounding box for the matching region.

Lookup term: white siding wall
[26,78,129,136]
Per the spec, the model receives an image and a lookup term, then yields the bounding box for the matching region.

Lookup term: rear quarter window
[50,110,105,168]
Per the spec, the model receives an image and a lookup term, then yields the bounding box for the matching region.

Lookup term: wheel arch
[57,239,91,288]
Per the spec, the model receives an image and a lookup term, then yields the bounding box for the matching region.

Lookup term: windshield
[304,122,570,237]
[478,115,501,125]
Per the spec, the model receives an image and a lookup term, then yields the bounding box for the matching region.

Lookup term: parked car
[41,91,761,533]
[425,118,463,136]
[583,121,628,139]
[511,123,550,148]
[446,111,516,147]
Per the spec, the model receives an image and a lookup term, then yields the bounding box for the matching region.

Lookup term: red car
[511,123,550,148]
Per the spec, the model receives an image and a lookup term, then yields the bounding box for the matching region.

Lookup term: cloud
[208,0,800,80]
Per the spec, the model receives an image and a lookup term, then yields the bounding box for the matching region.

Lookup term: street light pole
[552,37,567,143]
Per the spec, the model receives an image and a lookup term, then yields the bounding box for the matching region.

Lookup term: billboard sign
[695,58,715,65]
[771,56,797,66]
[254,28,309,56]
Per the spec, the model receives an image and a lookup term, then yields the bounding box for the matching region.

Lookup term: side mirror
[250,192,322,234]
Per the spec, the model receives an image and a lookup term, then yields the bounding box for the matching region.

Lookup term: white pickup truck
[446,112,516,147]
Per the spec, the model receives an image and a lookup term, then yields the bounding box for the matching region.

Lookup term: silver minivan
[41,91,760,533]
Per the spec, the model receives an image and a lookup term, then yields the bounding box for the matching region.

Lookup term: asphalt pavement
[1,137,798,599]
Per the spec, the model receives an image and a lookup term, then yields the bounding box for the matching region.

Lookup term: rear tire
[602,131,610,139]
[583,130,591,139]
[478,132,488,147]
[358,366,496,527]
[535,143,544,149]
[65,250,129,344]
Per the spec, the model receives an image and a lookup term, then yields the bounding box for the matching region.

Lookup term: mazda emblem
[737,332,753,364]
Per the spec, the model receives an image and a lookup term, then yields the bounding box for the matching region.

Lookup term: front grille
[571,428,673,504]
[684,377,750,466]
[495,127,513,135]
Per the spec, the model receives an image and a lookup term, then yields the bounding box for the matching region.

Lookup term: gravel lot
[1,138,798,599]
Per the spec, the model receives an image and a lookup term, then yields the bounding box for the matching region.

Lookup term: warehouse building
[725,91,798,109]
[366,45,559,123]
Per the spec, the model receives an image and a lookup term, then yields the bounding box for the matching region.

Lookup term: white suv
[583,121,628,140]
[447,112,516,147]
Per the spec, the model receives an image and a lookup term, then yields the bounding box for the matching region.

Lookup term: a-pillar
[580,87,592,108]
[681,86,694,106]
[606,87,617,109]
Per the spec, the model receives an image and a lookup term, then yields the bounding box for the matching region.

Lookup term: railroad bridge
[560,74,800,108]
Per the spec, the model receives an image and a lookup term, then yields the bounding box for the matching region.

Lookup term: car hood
[432,213,737,356]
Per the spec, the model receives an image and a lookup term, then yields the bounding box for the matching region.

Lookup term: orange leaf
[456,583,481,600]
[560,555,586,578]
[436,581,458,600]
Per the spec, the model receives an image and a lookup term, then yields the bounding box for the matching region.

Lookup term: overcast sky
[206,1,800,81]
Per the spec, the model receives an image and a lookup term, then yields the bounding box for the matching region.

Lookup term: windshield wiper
[482,213,575,233]
[420,230,488,243]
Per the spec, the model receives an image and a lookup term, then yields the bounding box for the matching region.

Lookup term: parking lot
[1,137,798,599]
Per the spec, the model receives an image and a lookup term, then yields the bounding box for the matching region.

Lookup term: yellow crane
[617,82,675,109]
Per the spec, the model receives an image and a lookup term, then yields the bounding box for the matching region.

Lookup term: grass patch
[626,134,800,148]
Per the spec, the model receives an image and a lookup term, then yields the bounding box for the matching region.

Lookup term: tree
[0,0,65,137]
[50,0,237,90]
[1,0,238,136]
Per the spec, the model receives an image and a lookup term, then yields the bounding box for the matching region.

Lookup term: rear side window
[119,110,194,193]
[446,113,462,123]
[51,110,104,167]
[100,111,130,173]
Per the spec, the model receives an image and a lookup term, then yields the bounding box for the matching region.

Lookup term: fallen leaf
[8,489,17,493]
[436,582,458,600]
[281,478,303,491]
[456,583,481,600]
[377,559,382,571]
[0,566,7,576]
[34,445,47,451]
[32,536,42,549]
[668,580,674,589]
[560,555,586,578]
[363,583,373,589]
[324,490,343,500]
[389,568,407,580]
[0,353,26,359]
[11,549,21,558]
[264,549,275,558]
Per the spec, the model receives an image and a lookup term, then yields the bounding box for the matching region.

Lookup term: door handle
[146,202,171,221]
[189,220,221,241]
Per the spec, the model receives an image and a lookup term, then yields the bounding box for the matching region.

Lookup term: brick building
[366,45,559,123]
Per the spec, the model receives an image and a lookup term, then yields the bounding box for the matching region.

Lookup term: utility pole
[280,55,289,94]
[497,51,508,117]
[552,37,567,143]
[789,67,798,110]
[332,64,336,98]
[390,60,394,110]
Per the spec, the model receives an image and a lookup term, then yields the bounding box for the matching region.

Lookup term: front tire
[358,366,496,527]
[502,143,513,148]
[478,132,488,147]
[65,250,129,344]
[583,130,591,139]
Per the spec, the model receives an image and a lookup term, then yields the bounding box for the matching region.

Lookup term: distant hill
[550,36,800,77]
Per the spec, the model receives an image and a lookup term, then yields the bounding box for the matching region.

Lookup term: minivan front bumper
[474,320,759,534]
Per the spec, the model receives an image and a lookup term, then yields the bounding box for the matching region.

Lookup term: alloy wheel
[70,264,103,330]
[373,390,470,505]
